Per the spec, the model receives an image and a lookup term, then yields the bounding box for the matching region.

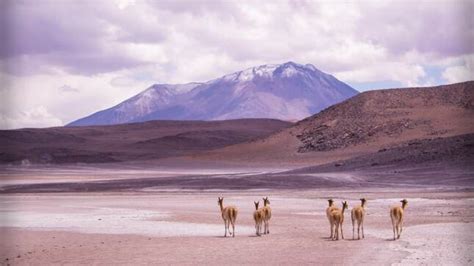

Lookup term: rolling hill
[194,81,474,166]
[0,119,292,164]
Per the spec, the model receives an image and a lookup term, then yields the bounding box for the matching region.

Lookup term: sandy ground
[1,189,473,265]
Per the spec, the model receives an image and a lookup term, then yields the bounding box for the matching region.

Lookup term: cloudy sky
[1,0,473,129]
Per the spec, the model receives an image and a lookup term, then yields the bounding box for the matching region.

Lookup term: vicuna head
[360,198,367,207]
[263,197,270,206]
[254,201,260,210]
[342,201,348,210]
[328,199,334,206]
[401,199,408,209]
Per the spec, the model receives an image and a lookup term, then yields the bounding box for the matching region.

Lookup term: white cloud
[1,0,473,128]
[335,62,426,87]
[441,55,474,83]
[0,106,63,129]
[58,85,79,93]
[0,70,152,128]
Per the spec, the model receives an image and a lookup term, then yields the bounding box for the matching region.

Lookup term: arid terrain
[1,82,473,265]
[0,119,291,164]
[1,187,473,265]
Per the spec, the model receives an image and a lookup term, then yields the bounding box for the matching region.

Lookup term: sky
[1,0,473,129]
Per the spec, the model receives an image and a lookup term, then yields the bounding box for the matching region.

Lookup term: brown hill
[289,133,474,173]
[195,81,474,166]
[0,119,292,164]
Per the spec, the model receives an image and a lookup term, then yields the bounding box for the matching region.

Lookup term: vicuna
[351,198,367,240]
[217,197,238,237]
[390,199,408,240]
[330,201,348,240]
[253,201,264,236]
[262,197,272,234]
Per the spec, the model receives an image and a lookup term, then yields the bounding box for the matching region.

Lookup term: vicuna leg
[352,217,355,240]
[224,220,228,237]
[391,216,396,240]
[341,222,344,239]
[267,221,270,234]
[397,221,403,239]
[331,222,335,240]
[357,220,361,240]
[395,223,400,239]
[361,219,365,239]
[335,223,340,240]
[231,221,235,238]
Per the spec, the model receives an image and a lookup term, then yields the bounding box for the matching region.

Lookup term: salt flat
[1,188,473,265]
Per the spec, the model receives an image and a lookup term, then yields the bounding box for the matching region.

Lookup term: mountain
[68,62,358,126]
[194,81,474,166]
[0,119,292,164]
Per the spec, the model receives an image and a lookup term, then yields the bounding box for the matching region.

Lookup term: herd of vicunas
[218,197,408,240]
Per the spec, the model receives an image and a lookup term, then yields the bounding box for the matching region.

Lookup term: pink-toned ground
[1,189,473,265]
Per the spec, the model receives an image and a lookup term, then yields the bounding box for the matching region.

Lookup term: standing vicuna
[253,201,264,236]
[390,199,408,240]
[326,199,337,238]
[351,198,367,240]
[330,201,348,240]
[262,197,272,234]
[217,197,238,237]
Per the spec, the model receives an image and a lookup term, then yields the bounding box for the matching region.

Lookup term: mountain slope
[68,83,202,126]
[194,81,474,165]
[68,62,358,126]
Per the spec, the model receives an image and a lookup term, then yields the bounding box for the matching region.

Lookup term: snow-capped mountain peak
[221,61,319,82]
[68,62,358,126]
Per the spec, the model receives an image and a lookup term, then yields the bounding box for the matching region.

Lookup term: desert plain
[0,165,473,266]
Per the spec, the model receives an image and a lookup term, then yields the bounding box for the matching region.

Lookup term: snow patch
[282,65,298,77]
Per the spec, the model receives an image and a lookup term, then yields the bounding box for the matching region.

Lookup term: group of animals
[217,196,272,237]
[218,197,408,240]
